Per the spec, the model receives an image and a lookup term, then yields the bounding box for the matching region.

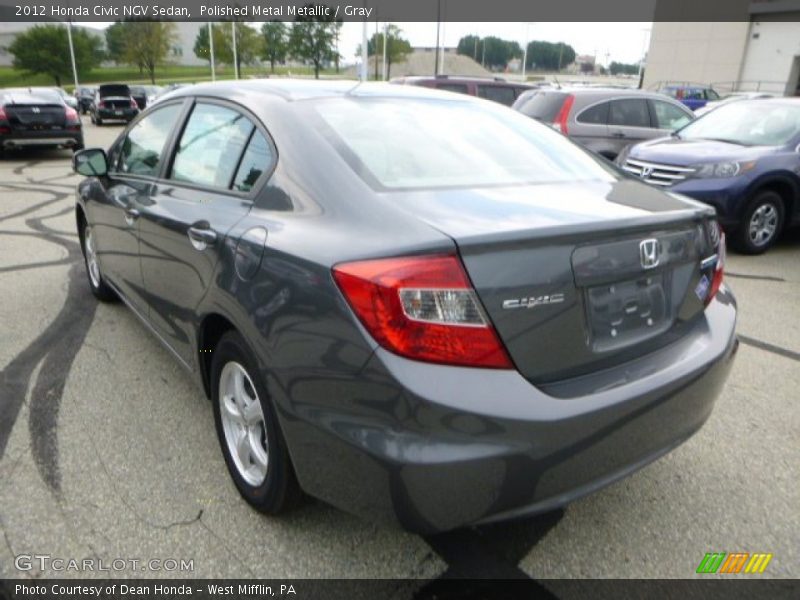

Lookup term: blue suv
[617,98,800,253]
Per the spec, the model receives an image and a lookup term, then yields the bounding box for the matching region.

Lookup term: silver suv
[513,87,695,160]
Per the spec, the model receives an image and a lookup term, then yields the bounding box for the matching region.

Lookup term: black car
[0,87,83,156]
[392,75,534,106]
[72,80,737,533]
[90,84,139,125]
[129,85,162,110]
[75,86,96,114]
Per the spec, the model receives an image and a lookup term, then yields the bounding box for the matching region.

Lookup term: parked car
[617,98,800,254]
[129,85,163,110]
[72,80,736,533]
[392,75,534,106]
[90,84,139,125]
[694,91,777,117]
[75,86,96,114]
[513,87,694,159]
[655,84,720,111]
[0,87,83,156]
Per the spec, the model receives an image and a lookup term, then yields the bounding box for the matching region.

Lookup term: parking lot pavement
[0,118,797,582]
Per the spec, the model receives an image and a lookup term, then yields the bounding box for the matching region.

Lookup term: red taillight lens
[130,97,138,108]
[553,94,574,135]
[98,100,106,108]
[0,105,7,121]
[65,106,80,125]
[706,232,725,306]
[332,254,513,369]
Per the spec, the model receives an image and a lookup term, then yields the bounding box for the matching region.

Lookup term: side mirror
[73,148,108,177]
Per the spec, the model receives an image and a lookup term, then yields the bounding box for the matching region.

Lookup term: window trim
[575,99,610,126]
[162,96,278,200]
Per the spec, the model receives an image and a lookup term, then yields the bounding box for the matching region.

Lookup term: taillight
[553,94,574,135]
[130,97,138,108]
[98,100,106,108]
[332,254,513,369]
[704,221,725,306]
[65,106,80,127]
[0,105,7,121]
[0,106,9,133]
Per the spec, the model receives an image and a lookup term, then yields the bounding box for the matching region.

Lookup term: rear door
[571,100,612,156]
[137,99,272,364]
[649,98,694,136]
[607,98,653,156]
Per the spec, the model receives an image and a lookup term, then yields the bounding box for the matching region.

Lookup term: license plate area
[585,272,673,352]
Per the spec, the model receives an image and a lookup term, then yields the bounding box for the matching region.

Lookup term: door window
[609,99,650,128]
[170,103,255,189]
[118,104,182,176]
[477,85,516,106]
[436,83,469,95]
[652,100,692,130]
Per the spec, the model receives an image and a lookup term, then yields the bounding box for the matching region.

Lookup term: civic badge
[639,238,660,269]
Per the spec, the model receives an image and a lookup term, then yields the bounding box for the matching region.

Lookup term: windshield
[310,97,615,190]
[679,102,800,146]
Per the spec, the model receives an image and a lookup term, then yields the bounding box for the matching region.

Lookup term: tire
[95,116,103,126]
[211,331,301,514]
[80,221,117,302]
[731,190,785,254]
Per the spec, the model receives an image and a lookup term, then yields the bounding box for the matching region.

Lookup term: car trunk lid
[386,179,716,383]
[6,104,66,131]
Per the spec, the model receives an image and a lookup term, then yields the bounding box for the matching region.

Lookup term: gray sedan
[72,80,736,533]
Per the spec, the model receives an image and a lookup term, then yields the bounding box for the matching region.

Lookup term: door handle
[611,132,626,138]
[187,226,217,251]
[124,208,140,226]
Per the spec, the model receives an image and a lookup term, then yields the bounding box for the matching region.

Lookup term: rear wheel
[80,222,117,302]
[731,190,785,254]
[211,331,301,514]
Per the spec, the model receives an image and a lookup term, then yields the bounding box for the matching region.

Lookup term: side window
[577,101,609,125]
[705,89,720,101]
[170,103,254,189]
[477,85,516,106]
[232,131,272,192]
[118,104,182,176]
[652,100,692,130]
[436,83,469,95]
[609,99,650,128]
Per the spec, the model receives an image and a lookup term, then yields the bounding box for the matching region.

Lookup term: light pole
[208,23,216,82]
[434,0,441,77]
[522,22,533,82]
[231,22,239,80]
[637,28,651,88]
[65,21,79,91]
[382,23,387,81]
[360,14,368,81]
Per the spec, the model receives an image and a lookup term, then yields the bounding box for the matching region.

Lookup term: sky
[79,21,652,67]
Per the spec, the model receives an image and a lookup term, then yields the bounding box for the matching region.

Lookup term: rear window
[3,90,62,104]
[99,85,130,97]
[310,97,614,190]
[514,91,568,121]
[435,83,469,95]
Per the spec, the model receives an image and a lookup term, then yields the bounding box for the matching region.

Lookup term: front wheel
[81,222,117,302]
[731,191,785,254]
[211,331,301,514]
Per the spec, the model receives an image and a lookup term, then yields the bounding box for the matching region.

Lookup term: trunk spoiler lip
[452,207,715,251]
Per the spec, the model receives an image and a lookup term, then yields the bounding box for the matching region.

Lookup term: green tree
[193,23,227,66]
[366,25,411,79]
[456,35,482,61]
[481,36,522,70]
[289,4,341,79]
[261,21,288,73]
[9,25,103,87]
[525,41,576,71]
[221,22,263,75]
[105,22,127,64]
[609,61,639,76]
[120,22,177,84]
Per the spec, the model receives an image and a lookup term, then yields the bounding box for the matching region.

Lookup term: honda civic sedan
[72,80,737,533]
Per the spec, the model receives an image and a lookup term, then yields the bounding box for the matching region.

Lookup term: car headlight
[692,160,756,179]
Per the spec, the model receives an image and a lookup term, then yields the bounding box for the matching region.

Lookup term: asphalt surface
[0,117,797,582]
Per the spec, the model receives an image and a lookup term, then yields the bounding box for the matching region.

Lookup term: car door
[89,101,185,313]
[571,100,612,157]
[607,98,654,156]
[649,99,694,136]
[137,100,266,365]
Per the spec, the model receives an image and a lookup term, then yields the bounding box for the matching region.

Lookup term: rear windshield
[99,85,130,97]
[309,97,614,190]
[2,90,62,105]
[513,91,568,121]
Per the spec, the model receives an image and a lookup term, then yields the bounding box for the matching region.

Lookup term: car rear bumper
[96,108,138,120]
[277,287,737,533]
[1,130,82,148]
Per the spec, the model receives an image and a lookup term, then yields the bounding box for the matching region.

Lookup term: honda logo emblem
[31,107,40,113]
[639,166,653,179]
[639,239,660,269]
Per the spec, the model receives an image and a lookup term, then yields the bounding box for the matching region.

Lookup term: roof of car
[163,79,489,103]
